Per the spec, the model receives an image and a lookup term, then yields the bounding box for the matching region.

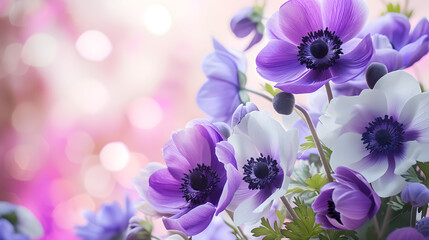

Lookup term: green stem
[243,88,273,102]
[151,235,162,240]
[324,82,333,103]
[411,207,417,227]
[226,210,249,240]
[380,197,394,238]
[280,196,299,220]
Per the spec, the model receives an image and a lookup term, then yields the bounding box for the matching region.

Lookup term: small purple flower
[387,227,429,240]
[312,167,381,230]
[230,6,264,51]
[416,217,429,237]
[360,13,429,69]
[231,102,259,128]
[0,219,29,240]
[134,120,241,236]
[76,198,134,240]
[318,71,429,197]
[0,202,43,239]
[256,0,374,94]
[197,39,248,124]
[401,182,429,207]
[125,217,152,240]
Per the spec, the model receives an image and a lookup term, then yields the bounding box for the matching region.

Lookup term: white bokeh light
[143,4,172,35]
[69,78,109,114]
[21,33,58,67]
[127,97,163,129]
[75,30,112,61]
[99,142,130,171]
[83,164,115,198]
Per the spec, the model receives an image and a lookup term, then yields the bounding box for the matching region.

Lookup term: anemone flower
[386,227,429,240]
[197,39,248,124]
[318,71,429,197]
[359,13,429,69]
[230,6,264,51]
[401,182,429,207]
[0,202,43,239]
[256,0,374,94]
[134,120,241,236]
[224,111,298,225]
[75,198,134,240]
[312,167,380,230]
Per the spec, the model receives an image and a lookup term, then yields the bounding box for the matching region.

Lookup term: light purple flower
[76,198,134,240]
[225,111,298,225]
[197,39,248,124]
[256,0,374,94]
[231,102,259,128]
[125,217,151,240]
[360,13,429,68]
[0,219,29,240]
[0,202,43,239]
[416,217,429,237]
[401,182,429,207]
[318,71,429,197]
[134,120,241,236]
[387,227,429,240]
[312,167,381,230]
[230,6,264,51]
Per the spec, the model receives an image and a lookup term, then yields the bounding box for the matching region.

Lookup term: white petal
[394,141,419,175]
[399,92,429,142]
[371,170,407,198]
[233,191,271,225]
[228,134,259,172]
[330,132,369,170]
[246,111,282,158]
[15,206,44,238]
[349,155,389,183]
[417,143,429,162]
[374,71,421,116]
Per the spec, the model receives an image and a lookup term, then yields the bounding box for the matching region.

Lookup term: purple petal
[372,48,404,71]
[201,49,239,85]
[333,190,371,220]
[278,0,323,45]
[244,32,263,51]
[274,69,332,94]
[215,141,237,168]
[230,7,255,38]
[360,13,410,50]
[216,164,242,214]
[163,139,192,180]
[163,203,216,236]
[256,39,306,83]
[147,169,187,213]
[387,227,427,240]
[265,11,289,41]
[409,17,429,43]
[321,0,369,42]
[231,102,259,128]
[171,127,212,168]
[330,34,374,84]
[401,182,429,207]
[399,35,429,68]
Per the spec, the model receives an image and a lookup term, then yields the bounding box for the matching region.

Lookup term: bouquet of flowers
[1,0,428,240]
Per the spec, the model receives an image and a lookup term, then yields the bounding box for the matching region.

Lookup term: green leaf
[320,229,359,240]
[238,90,250,103]
[257,22,265,35]
[251,217,284,240]
[223,219,245,240]
[264,83,282,97]
[282,197,324,240]
[305,173,328,193]
[401,166,424,183]
[248,5,264,23]
[238,71,247,88]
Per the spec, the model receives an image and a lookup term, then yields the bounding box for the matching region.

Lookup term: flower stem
[411,206,417,227]
[243,88,273,102]
[280,196,299,220]
[380,197,394,238]
[294,104,334,182]
[372,217,381,237]
[226,210,249,240]
[324,82,333,103]
[151,235,162,240]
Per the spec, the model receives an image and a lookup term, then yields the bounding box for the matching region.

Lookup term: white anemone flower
[0,202,43,239]
[223,111,298,225]
[318,71,429,197]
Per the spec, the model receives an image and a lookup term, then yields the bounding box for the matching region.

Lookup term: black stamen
[327,200,342,224]
[180,164,219,205]
[310,39,329,59]
[243,153,279,190]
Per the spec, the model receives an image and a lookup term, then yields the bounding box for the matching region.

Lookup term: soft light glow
[100,142,130,171]
[113,153,146,189]
[65,132,95,163]
[143,4,171,35]
[11,102,43,133]
[75,30,112,61]
[83,164,115,198]
[69,78,109,114]
[127,97,163,129]
[21,33,58,67]
[52,194,95,230]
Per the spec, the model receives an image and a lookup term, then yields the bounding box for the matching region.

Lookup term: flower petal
[265,11,289,41]
[349,155,389,183]
[245,32,263,51]
[233,189,271,225]
[399,35,429,68]
[171,128,212,168]
[230,7,255,38]
[278,0,323,45]
[216,163,242,215]
[228,132,259,172]
[409,17,429,43]
[371,162,407,197]
[321,0,369,42]
[330,34,374,84]
[163,203,216,236]
[372,48,404,71]
[330,132,370,170]
[333,191,371,220]
[399,92,429,142]
[275,69,332,94]
[256,39,306,83]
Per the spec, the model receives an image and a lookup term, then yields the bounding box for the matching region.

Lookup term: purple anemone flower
[197,39,248,124]
[318,71,429,197]
[312,167,381,230]
[0,219,29,240]
[231,102,259,128]
[76,198,134,240]
[359,13,429,69]
[225,111,298,225]
[134,120,241,236]
[230,6,264,51]
[417,217,429,237]
[256,0,374,94]
[387,227,429,240]
[401,182,429,207]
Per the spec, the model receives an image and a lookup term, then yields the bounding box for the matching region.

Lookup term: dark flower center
[327,200,342,224]
[243,153,279,190]
[361,115,405,155]
[180,164,220,205]
[297,28,343,71]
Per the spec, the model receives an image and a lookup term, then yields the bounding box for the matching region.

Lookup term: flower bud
[213,122,231,139]
[401,182,429,207]
[125,217,152,240]
[231,102,259,127]
[416,217,429,237]
[387,227,427,240]
[365,62,388,89]
[272,92,295,115]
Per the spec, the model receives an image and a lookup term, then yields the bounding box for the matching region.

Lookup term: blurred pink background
[0,0,427,239]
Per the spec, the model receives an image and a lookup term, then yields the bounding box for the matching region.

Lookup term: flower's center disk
[361,115,405,155]
[180,164,220,205]
[243,153,279,190]
[327,200,342,224]
[297,28,343,71]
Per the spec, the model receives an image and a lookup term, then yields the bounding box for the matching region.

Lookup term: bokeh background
[0,0,428,239]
